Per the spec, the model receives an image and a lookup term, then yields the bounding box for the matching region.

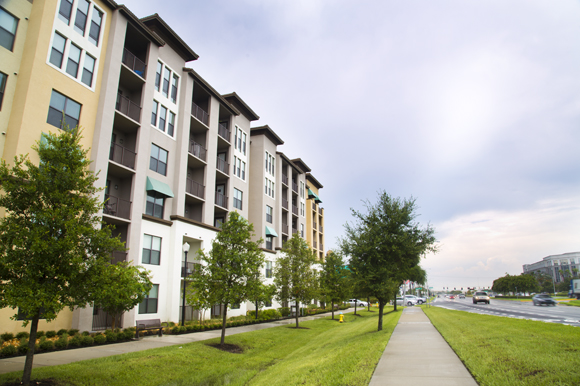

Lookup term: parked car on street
[415,295,427,304]
[348,299,369,307]
[397,296,417,306]
[473,291,490,304]
[532,294,557,306]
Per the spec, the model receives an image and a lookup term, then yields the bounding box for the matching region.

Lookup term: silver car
[396,297,417,306]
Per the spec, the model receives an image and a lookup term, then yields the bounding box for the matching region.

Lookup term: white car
[396,297,417,306]
[348,299,368,307]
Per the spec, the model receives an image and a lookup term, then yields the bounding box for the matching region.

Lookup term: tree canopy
[492,273,539,294]
[339,192,437,330]
[319,251,350,319]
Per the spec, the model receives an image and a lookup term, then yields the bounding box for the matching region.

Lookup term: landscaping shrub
[171,326,180,334]
[179,326,187,333]
[36,331,45,338]
[17,339,28,355]
[69,335,82,348]
[16,331,29,340]
[261,309,282,320]
[68,329,79,336]
[93,334,106,344]
[54,333,69,350]
[1,344,17,357]
[123,329,134,340]
[45,330,57,338]
[39,337,55,351]
[278,307,290,317]
[104,330,117,342]
[185,324,194,332]
[80,335,94,346]
[82,331,90,336]
[0,333,14,341]
[56,329,68,336]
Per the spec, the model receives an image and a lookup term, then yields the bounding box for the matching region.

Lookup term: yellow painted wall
[0,307,74,334]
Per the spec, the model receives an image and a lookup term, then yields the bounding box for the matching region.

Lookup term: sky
[119,0,580,290]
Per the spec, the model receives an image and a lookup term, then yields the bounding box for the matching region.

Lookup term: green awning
[265,226,278,237]
[146,177,174,198]
[308,188,322,203]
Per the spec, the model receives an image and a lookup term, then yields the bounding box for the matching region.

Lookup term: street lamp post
[181,242,190,327]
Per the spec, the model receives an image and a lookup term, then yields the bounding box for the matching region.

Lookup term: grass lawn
[0,308,401,386]
[423,306,580,386]
[559,300,580,307]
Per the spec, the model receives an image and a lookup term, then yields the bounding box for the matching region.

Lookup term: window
[81,54,95,87]
[74,0,89,35]
[300,224,304,238]
[241,160,246,180]
[233,188,242,210]
[139,284,158,314]
[266,236,273,250]
[162,67,170,97]
[158,105,167,132]
[300,181,305,198]
[214,217,224,228]
[266,206,273,223]
[47,90,81,130]
[142,234,161,265]
[265,261,272,278]
[146,192,165,218]
[300,202,305,217]
[168,111,175,137]
[155,61,162,91]
[58,0,74,24]
[242,133,247,155]
[150,144,168,176]
[88,7,103,45]
[66,44,81,77]
[171,74,179,103]
[0,7,18,51]
[0,72,6,110]
[50,33,67,68]
[151,100,158,126]
[265,178,275,198]
[231,303,240,310]
[264,298,272,307]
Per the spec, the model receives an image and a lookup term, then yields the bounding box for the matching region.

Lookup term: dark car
[532,294,557,306]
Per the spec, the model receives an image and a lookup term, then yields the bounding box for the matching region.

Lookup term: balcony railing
[313,241,318,249]
[319,207,323,215]
[218,122,231,142]
[110,251,127,264]
[312,202,316,210]
[103,194,131,220]
[292,205,298,216]
[282,198,288,210]
[215,191,228,209]
[191,102,209,125]
[216,157,229,174]
[282,174,288,186]
[320,226,323,233]
[109,142,136,169]
[122,48,146,78]
[181,262,196,278]
[282,223,289,234]
[186,178,205,199]
[116,93,141,122]
[313,222,317,230]
[320,243,324,251]
[292,182,298,193]
[188,140,207,161]
[292,228,298,235]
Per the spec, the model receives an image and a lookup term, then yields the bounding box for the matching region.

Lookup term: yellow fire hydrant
[339,313,344,323]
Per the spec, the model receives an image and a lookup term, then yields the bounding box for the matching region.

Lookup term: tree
[92,262,152,330]
[273,235,319,328]
[319,251,350,319]
[0,129,125,385]
[492,273,539,294]
[189,211,264,346]
[339,192,437,331]
[249,282,277,319]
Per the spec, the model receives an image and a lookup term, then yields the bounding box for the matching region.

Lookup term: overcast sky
[120,0,580,290]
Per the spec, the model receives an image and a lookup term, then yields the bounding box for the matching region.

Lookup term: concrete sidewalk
[0,309,353,376]
[369,306,478,386]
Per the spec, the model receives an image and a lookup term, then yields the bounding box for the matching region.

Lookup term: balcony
[181,262,196,278]
[216,157,229,175]
[292,205,298,216]
[103,194,131,220]
[292,228,298,235]
[313,241,318,249]
[121,48,146,78]
[188,140,207,161]
[218,122,231,142]
[282,198,288,210]
[110,251,127,264]
[320,225,323,233]
[191,102,209,125]
[282,174,288,186]
[282,223,289,234]
[116,94,141,123]
[319,207,323,215]
[109,142,135,169]
[292,182,298,193]
[215,191,228,209]
[186,178,205,199]
[313,222,317,230]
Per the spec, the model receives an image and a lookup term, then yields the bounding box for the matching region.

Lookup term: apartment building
[305,173,324,261]
[0,0,326,333]
[523,252,580,284]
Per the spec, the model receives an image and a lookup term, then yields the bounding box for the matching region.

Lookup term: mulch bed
[205,342,244,354]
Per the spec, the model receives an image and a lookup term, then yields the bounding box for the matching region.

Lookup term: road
[430,296,580,327]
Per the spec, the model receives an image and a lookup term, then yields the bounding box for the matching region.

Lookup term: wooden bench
[135,319,168,339]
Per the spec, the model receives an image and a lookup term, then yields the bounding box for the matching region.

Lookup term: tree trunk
[295,299,299,328]
[394,298,398,312]
[22,311,40,386]
[331,298,335,319]
[111,311,117,330]
[377,301,385,331]
[354,301,358,315]
[255,300,259,320]
[367,296,371,312]
[220,305,227,346]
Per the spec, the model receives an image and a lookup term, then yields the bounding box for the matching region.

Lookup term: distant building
[523,252,580,283]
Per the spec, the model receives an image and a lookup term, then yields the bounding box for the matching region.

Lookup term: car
[396,297,417,306]
[415,295,427,304]
[348,299,368,307]
[449,295,455,299]
[473,291,490,304]
[532,294,557,306]
[459,294,466,299]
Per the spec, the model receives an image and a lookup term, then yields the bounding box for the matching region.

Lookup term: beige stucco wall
[0,307,74,334]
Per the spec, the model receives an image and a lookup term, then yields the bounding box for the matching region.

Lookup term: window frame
[74,0,89,36]
[265,261,272,278]
[151,100,158,126]
[49,32,67,68]
[139,284,159,314]
[146,191,165,219]
[265,235,273,250]
[66,43,82,78]
[88,6,103,46]
[266,205,273,223]
[142,234,162,265]
[47,90,81,131]
[149,143,168,176]
[58,0,74,25]
[0,7,18,52]
[0,72,6,111]
[81,53,95,87]
[233,188,243,210]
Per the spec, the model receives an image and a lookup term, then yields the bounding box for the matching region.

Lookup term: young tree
[186,278,212,326]
[92,262,152,330]
[273,235,319,328]
[339,192,437,331]
[249,282,277,319]
[189,211,265,346]
[320,251,350,319]
[0,129,125,385]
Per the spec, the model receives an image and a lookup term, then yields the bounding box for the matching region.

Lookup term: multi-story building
[305,173,324,261]
[0,0,326,333]
[523,252,580,284]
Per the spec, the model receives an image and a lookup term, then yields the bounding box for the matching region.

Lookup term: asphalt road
[430,297,580,327]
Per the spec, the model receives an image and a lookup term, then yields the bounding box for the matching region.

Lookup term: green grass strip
[423,306,580,386]
[0,309,401,386]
